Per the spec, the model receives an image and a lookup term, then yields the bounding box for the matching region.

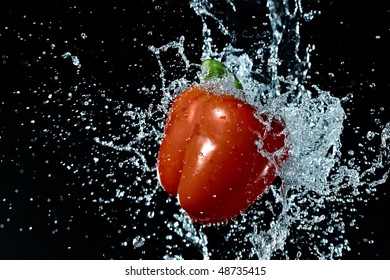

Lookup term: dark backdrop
[0,0,389,259]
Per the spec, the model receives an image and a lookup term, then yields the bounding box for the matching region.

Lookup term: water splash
[141,0,389,259]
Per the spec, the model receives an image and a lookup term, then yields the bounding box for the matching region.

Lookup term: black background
[0,0,389,259]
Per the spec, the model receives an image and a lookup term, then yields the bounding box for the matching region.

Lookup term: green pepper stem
[201,59,243,90]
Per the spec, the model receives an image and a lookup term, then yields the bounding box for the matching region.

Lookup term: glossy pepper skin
[157,86,287,224]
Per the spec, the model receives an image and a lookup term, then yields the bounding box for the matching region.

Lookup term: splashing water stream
[144,0,389,259]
